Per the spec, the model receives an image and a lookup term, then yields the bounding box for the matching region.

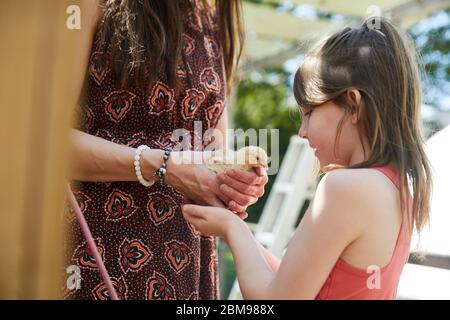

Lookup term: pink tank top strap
[370,163,413,236]
[370,164,400,189]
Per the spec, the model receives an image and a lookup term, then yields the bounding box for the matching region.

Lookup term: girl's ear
[346,88,362,124]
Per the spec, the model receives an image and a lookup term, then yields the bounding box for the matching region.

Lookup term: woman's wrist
[139,148,165,182]
[162,150,186,189]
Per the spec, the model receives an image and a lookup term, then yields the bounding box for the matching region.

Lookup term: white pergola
[241,0,450,71]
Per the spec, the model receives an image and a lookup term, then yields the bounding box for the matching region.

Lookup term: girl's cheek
[307,118,322,147]
[309,121,332,162]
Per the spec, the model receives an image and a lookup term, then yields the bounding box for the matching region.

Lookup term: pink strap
[371,164,399,189]
[66,183,119,300]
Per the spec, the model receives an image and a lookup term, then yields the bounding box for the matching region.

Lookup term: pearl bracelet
[134,145,152,187]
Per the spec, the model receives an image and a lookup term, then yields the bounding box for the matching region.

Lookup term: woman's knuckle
[243,186,252,194]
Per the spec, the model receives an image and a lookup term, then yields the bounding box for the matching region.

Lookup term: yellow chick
[206,146,269,173]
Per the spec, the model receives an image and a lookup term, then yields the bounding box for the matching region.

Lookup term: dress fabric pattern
[64,0,224,300]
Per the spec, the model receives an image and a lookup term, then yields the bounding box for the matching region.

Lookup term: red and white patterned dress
[64,0,225,300]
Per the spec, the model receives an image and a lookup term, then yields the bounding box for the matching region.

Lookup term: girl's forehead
[300,101,325,111]
[300,100,339,114]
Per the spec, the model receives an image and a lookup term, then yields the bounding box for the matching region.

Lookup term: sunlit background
[0,0,449,300]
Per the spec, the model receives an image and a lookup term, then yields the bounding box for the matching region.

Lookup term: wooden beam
[0,0,82,299]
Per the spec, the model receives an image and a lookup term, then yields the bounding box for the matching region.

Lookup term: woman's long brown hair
[97,0,244,95]
[294,16,432,235]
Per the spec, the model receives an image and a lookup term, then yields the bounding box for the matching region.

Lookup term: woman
[64,0,268,300]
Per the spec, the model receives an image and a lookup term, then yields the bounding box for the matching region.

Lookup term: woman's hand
[217,167,268,213]
[182,204,245,240]
[160,150,228,208]
[142,150,265,218]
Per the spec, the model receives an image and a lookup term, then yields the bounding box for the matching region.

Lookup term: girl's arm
[184,169,368,299]
[225,222,276,299]
[231,170,367,299]
[256,242,281,272]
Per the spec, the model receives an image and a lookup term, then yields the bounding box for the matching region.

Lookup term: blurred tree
[410,8,450,112]
[233,66,300,223]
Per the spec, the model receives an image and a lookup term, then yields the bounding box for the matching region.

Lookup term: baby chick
[206,146,269,173]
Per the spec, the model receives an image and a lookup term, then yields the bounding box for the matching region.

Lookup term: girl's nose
[298,122,308,140]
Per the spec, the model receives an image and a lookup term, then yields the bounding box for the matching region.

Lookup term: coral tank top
[315,165,412,300]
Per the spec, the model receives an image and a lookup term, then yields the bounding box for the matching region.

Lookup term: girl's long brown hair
[97,0,244,95]
[294,16,432,235]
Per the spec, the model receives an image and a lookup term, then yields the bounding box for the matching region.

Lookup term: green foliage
[410,9,450,110]
[233,67,301,222]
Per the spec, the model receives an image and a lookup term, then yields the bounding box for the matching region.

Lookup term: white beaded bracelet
[134,145,152,187]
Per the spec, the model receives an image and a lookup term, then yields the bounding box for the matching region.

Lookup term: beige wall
[0,0,82,299]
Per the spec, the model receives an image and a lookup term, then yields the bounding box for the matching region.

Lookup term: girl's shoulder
[318,167,403,269]
[320,167,398,195]
[317,167,400,221]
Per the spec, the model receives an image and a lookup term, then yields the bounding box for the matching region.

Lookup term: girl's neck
[348,137,371,166]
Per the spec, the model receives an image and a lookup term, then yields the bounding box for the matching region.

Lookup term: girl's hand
[181,204,244,239]
[217,166,268,213]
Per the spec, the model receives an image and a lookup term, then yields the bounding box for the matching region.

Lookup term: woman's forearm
[225,221,275,300]
[69,129,164,182]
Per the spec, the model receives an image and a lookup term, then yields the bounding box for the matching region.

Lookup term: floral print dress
[64,0,226,300]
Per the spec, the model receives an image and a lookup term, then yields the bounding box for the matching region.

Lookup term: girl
[182,16,432,299]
